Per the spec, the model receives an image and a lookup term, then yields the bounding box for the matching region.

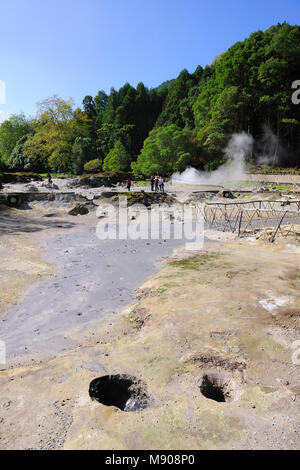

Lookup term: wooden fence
[198,200,300,242]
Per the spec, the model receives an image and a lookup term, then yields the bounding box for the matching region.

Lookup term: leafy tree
[156,69,196,128]
[36,95,74,123]
[103,88,119,124]
[83,158,102,173]
[22,123,51,171]
[94,90,108,128]
[82,96,96,119]
[96,123,135,160]
[72,137,93,174]
[0,113,30,165]
[132,125,195,177]
[70,108,91,139]
[115,84,137,127]
[94,82,166,160]
[103,140,131,172]
[23,96,91,171]
[8,135,32,170]
[174,152,192,172]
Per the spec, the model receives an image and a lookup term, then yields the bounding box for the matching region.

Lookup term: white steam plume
[172,132,254,185]
[257,125,284,166]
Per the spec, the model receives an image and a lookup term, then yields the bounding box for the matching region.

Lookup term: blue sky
[0,0,299,121]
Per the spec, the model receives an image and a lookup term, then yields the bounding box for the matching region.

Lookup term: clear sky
[0,0,299,121]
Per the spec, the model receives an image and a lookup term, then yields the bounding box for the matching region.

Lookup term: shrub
[83,158,102,173]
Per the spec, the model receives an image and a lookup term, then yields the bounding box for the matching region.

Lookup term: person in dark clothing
[154,176,159,192]
[150,176,155,191]
[47,173,52,184]
[126,178,131,191]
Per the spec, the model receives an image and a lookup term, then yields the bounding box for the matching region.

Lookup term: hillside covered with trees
[1,23,300,177]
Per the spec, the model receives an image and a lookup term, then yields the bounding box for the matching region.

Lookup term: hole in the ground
[200,375,226,402]
[89,374,149,412]
[199,369,243,403]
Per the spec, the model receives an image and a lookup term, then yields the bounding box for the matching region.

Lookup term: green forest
[1,23,300,178]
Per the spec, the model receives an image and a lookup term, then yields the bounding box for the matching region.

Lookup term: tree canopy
[0,113,30,166]
[132,125,195,177]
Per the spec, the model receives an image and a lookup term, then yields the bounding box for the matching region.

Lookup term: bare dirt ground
[0,193,300,450]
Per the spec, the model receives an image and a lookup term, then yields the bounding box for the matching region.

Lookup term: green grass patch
[271,185,294,191]
[250,167,300,175]
[232,181,261,187]
[169,252,222,270]
[39,172,74,179]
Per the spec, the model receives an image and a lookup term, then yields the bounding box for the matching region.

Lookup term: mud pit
[89,375,149,412]
[199,369,243,403]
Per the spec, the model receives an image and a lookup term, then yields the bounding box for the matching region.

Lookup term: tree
[0,113,30,165]
[96,123,135,160]
[23,96,91,172]
[102,140,131,172]
[72,137,93,174]
[115,84,137,127]
[155,69,195,128]
[22,123,51,171]
[8,135,32,171]
[94,90,108,128]
[132,125,195,177]
[83,158,102,173]
[103,88,119,124]
[88,82,167,163]
[82,96,96,119]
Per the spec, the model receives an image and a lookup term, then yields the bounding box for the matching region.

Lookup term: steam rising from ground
[172,132,254,185]
[257,125,285,166]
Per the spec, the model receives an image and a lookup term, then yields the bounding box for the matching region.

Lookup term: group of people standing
[124,176,165,192]
[150,176,164,193]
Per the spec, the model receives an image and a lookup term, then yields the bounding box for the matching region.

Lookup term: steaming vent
[172,132,254,185]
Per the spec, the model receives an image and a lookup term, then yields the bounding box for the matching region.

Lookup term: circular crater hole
[200,370,243,403]
[89,374,149,412]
